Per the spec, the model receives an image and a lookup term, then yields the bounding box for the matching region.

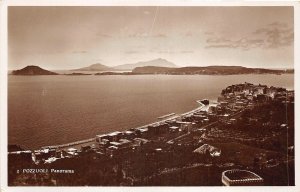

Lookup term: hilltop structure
[222,169,264,186]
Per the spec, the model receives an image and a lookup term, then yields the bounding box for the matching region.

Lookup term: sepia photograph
[1,1,298,189]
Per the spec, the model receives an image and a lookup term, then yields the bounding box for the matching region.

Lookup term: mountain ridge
[113,58,177,71]
[132,65,292,75]
[72,63,115,71]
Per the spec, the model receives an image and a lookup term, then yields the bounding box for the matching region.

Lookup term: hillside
[132,66,288,75]
[113,58,176,71]
[72,63,114,71]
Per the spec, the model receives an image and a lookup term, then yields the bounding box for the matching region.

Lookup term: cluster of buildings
[95,119,198,157]
[193,144,221,157]
[220,82,294,104]
[9,99,215,164]
[9,83,294,172]
[210,82,294,125]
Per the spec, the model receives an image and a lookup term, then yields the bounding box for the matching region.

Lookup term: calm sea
[8,74,294,149]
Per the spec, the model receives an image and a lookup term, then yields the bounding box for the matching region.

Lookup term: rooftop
[107,131,122,136]
[223,169,263,181]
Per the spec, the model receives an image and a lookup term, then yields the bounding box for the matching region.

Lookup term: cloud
[185,31,193,37]
[154,50,176,54]
[204,31,215,35]
[96,33,112,38]
[124,50,140,54]
[72,51,87,54]
[206,37,231,44]
[128,33,167,38]
[205,22,293,50]
[150,49,194,54]
[205,38,264,50]
[94,58,104,62]
[180,50,194,54]
[152,33,167,38]
[128,32,148,38]
[268,22,288,28]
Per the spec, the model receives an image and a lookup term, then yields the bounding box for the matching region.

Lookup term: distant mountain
[132,65,288,75]
[113,58,177,71]
[72,63,114,71]
[66,73,92,76]
[12,66,58,75]
[133,66,174,74]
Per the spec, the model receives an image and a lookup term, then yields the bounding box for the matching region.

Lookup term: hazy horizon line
[8,63,295,71]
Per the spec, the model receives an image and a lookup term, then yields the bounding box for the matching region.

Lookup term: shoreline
[37,100,207,150]
[5,99,210,151]
[8,81,293,152]
[7,82,295,186]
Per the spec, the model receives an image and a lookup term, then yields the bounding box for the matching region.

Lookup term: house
[96,134,109,142]
[280,124,288,129]
[229,118,237,124]
[193,144,221,157]
[158,123,171,134]
[118,139,132,148]
[148,123,168,136]
[106,131,123,142]
[106,146,119,157]
[169,126,179,132]
[266,87,277,98]
[133,138,149,147]
[32,148,56,163]
[136,127,149,137]
[235,101,245,107]
[208,105,217,113]
[256,94,270,102]
[253,86,265,96]
[44,157,59,164]
[81,145,92,152]
[99,139,110,153]
[220,101,229,107]
[176,121,192,131]
[246,93,253,100]
[123,130,135,140]
[203,118,210,124]
[106,139,133,156]
[67,148,78,156]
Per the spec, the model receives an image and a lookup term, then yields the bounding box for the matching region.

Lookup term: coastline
[6,76,293,150]
[38,100,208,150]
[7,82,295,186]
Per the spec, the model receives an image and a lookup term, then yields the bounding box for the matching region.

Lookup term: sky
[8,6,294,70]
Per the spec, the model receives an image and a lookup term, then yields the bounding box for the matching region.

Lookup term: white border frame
[0,1,299,192]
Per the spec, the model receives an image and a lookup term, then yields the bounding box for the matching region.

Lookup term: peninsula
[132,66,293,75]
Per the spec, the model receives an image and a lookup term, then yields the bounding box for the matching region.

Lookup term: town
[8,82,294,186]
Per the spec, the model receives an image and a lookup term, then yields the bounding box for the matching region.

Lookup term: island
[132,66,293,75]
[11,66,58,75]
[94,72,140,75]
[65,73,92,76]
